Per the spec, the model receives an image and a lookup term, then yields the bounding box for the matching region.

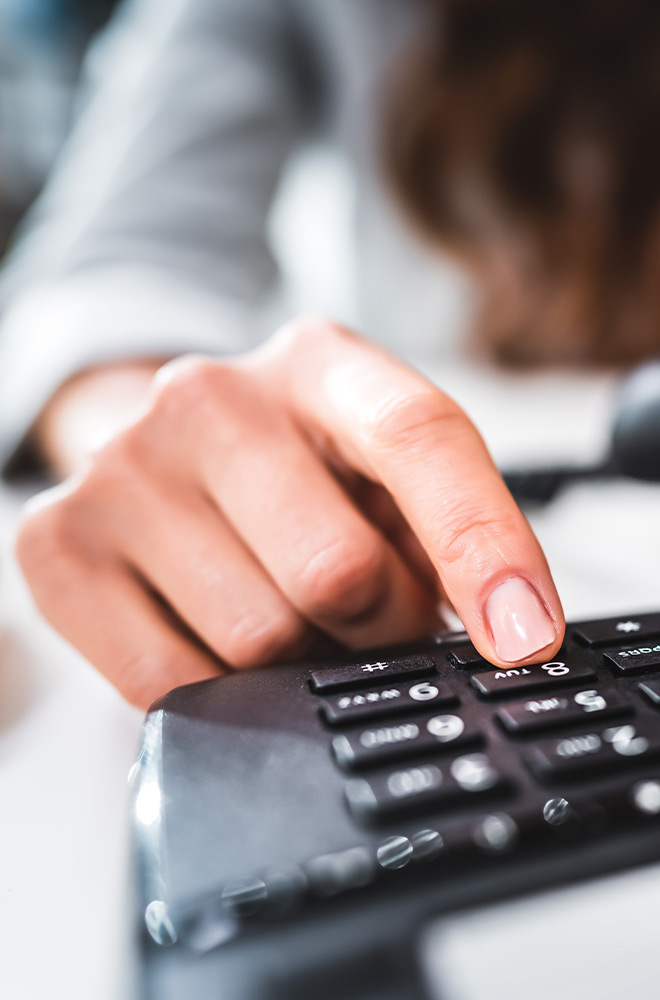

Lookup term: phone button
[447,643,486,668]
[604,645,660,675]
[572,613,660,647]
[471,656,596,698]
[332,713,482,770]
[496,688,631,735]
[320,680,457,725]
[639,678,660,707]
[526,722,660,782]
[344,753,506,822]
[310,655,436,694]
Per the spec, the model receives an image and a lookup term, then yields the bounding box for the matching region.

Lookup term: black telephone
[131,610,660,1000]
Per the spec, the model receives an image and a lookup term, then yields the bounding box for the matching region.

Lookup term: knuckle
[70,442,140,532]
[153,355,229,420]
[297,535,388,622]
[360,390,466,452]
[90,421,146,475]
[222,609,306,669]
[269,316,351,357]
[16,469,124,581]
[438,507,520,568]
[154,353,215,389]
[152,356,262,445]
[15,490,78,576]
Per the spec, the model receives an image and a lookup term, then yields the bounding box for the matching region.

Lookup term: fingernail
[485,577,556,663]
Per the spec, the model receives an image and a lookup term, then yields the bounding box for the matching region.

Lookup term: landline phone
[131,609,660,1000]
[131,360,660,998]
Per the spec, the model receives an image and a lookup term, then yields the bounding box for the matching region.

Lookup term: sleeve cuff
[0,266,268,478]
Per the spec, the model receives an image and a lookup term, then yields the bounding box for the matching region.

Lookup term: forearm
[0,0,305,477]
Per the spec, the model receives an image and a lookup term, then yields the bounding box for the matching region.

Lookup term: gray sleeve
[0,0,309,470]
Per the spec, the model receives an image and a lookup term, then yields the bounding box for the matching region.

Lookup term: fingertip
[481,575,564,667]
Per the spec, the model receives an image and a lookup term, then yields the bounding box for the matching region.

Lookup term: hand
[17,319,564,708]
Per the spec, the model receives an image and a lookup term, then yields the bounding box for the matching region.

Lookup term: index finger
[258,320,564,667]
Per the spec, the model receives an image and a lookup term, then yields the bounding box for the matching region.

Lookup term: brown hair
[385,0,660,366]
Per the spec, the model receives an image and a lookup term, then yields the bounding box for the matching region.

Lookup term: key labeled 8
[541,661,569,677]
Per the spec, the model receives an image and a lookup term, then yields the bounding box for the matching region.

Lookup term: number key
[471,656,596,699]
[332,712,482,770]
[496,688,631,735]
[526,722,660,782]
[320,680,457,726]
[344,753,506,822]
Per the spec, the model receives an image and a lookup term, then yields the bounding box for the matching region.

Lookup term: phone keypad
[308,616,660,842]
[138,610,660,952]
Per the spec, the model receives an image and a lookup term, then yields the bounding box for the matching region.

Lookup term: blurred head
[386,0,660,366]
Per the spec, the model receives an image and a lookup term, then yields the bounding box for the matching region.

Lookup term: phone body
[131,611,660,999]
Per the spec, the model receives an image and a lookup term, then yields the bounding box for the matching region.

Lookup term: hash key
[310,655,436,694]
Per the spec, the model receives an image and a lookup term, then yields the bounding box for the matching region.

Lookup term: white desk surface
[1,362,660,1000]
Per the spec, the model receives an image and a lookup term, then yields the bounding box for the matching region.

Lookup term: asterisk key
[616,621,641,633]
